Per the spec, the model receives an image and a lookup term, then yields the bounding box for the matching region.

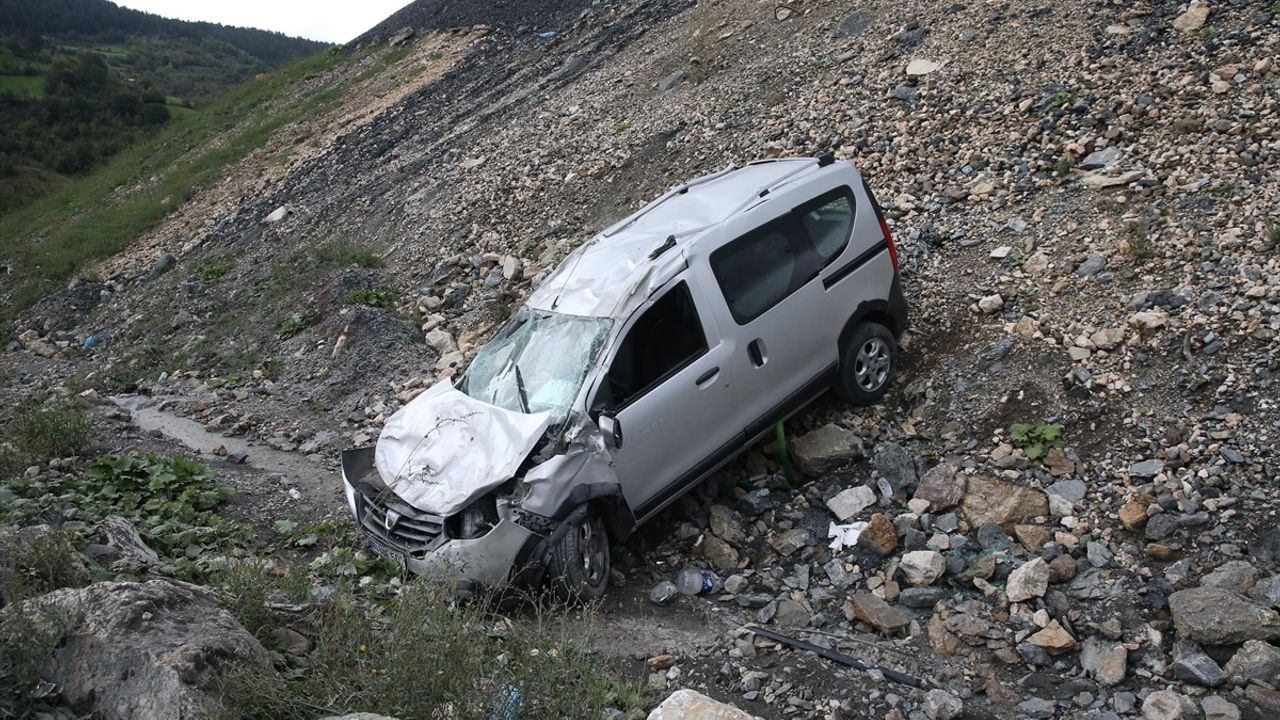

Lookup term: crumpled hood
[375,380,551,516]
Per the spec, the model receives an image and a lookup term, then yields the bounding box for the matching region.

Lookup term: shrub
[1009,421,1064,460]
[197,257,232,281]
[0,528,92,606]
[0,599,77,719]
[4,402,92,463]
[341,288,394,308]
[278,313,310,339]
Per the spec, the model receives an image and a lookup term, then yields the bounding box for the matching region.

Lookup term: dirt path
[109,394,344,527]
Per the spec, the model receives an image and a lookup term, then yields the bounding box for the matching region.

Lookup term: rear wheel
[546,509,610,602]
[836,322,897,405]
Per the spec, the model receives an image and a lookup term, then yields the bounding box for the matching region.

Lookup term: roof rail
[601,163,741,238]
[726,156,825,217]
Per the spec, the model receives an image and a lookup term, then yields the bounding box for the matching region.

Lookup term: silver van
[340,155,907,599]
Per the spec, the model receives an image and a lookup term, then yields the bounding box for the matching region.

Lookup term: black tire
[835,322,897,405]
[546,509,610,602]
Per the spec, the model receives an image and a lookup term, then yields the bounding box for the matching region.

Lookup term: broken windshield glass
[459,308,611,425]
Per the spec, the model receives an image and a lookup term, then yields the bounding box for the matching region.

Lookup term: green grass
[0,44,410,325]
[216,572,648,720]
[0,74,43,98]
[0,402,93,475]
[309,241,385,270]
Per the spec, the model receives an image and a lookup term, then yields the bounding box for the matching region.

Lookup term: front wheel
[546,509,610,602]
[836,322,897,405]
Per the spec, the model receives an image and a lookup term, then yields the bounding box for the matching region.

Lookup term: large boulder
[791,424,863,475]
[648,689,761,719]
[872,442,918,495]
[960,475,1049,527]
[83,516,160,573]
[1168,587,1280,645]
[912,463,965,512]
[18,579,274,720]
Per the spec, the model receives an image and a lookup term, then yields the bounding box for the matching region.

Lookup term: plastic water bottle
[676,567,720,595]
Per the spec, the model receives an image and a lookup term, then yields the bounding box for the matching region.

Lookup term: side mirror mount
[598,413,622,449]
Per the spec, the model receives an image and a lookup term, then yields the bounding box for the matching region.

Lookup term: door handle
[695,367,720,386]
[747,339,767,367]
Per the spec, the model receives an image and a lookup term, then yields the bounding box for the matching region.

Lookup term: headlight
[448,494,499,539]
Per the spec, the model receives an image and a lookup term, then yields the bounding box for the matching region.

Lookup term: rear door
[592,277,741,520]
[708,189,857,440]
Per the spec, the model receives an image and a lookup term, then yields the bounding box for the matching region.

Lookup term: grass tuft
[216,574,648,720]
[310,242,385,270]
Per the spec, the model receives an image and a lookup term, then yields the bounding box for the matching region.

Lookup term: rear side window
[799,189,855,263]
[605,281,708,409]
[711,186,857,325]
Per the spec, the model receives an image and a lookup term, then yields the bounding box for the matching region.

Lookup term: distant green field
[1,44,407,322]
[0,74,44,98]
[166,103,198,119]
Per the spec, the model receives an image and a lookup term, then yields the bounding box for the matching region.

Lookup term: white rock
[978,294,1004,314]
[827,486,877,521]
[906,58,941,77]
[647,689,761,720]
[264,206,289,223]
[1007,558,1051,602]
[899,550,946,587]
[1172,1,1210,33]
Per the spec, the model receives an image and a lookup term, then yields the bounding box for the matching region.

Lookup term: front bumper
[340,447,540,589]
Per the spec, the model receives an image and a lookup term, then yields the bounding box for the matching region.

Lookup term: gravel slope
[6,0,1280,717]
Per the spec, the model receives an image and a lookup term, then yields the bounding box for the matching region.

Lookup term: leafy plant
[1197,24,1215,39]
[278,313,311,339]
[1267,220,1280,247]
[0,452,250,578]
[1052,88,1076,108]
[1009,421,1064,460]
[342,288,394,309]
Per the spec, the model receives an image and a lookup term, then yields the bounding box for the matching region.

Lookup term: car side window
[799,189,855,264]
[710,214,812,324]
[604,281,708,410]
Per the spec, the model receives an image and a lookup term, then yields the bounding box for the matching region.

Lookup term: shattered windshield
[459,308,611,425]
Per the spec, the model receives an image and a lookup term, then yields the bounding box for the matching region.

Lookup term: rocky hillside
[3,0,1280,718]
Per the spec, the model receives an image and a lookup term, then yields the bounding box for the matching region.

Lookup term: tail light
[880,217,900,274]
[863,177,900,274]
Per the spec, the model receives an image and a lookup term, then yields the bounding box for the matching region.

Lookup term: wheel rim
[854,337,891,392]
[578,518,607,586]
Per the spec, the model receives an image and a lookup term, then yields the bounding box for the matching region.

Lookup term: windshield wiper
[514,363,531,414]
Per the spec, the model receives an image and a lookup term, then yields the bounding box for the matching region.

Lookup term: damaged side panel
[514,416,623,526]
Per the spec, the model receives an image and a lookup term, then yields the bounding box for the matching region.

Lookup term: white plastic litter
[828,521,868,551]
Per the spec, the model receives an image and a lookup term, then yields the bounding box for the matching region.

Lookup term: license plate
[368,540,407,571]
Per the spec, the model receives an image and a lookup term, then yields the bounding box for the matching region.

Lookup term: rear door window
[709,215,806,324]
